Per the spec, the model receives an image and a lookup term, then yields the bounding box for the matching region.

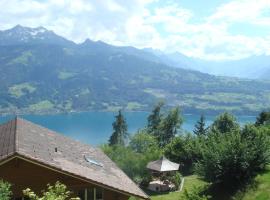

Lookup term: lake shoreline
[0,108,260,117]
[0,112,257,146]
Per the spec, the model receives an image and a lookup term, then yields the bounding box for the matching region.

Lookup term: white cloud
[208,0,270,25]
[1,0,270,60]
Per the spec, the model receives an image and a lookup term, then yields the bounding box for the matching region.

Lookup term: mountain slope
[0,26,270,115]
[149,49,270,80]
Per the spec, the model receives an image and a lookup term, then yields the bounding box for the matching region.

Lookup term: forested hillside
[0,25,270,115]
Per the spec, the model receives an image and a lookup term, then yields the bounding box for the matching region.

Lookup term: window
[77,187,103,200]
[96,188,103,200]
[84,155,103,167]
[77,190,85,200]
[87,188,94,200]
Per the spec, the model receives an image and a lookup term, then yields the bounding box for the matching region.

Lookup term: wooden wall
[0,157,129,200]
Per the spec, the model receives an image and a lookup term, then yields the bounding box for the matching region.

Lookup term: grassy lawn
[146,175,208,200]
[143,167,270,200]
[240,166,270,200]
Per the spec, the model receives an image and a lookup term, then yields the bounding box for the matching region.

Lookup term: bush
[183,186,210,200]
[210,112,239,134]
[167,172,182,191]
[23,181,79,200]
[255,111,270,126]
[164,134,203,175]
[196,125,270,187]
[101,143,161,185]
[0,179,12,200]
[129,130,158,153]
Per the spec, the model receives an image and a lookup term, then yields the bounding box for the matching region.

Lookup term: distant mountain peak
[9,25,48,34]
[82,38,94,44]
[12,24,24,29]
[0,25,73,46]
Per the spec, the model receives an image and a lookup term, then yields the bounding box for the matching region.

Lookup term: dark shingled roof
[0,117,148,199]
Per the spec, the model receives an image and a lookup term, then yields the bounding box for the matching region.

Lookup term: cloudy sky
[1,0,270,60]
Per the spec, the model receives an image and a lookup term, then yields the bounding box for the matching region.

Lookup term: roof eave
[0,153,149,200]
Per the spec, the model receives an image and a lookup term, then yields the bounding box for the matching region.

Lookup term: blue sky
[0,0,270,61]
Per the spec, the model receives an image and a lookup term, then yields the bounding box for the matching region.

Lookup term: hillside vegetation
[104,104,270,200]
[1,26,270,114]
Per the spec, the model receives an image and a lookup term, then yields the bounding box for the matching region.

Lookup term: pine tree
[147,101,164,137]
[193,115,208,136]
[158,106,183,147]
[109,110,128,146]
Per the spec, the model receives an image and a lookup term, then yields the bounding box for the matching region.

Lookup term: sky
[1,0,270,61]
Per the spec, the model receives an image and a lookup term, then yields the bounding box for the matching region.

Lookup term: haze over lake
[0,112,256,146]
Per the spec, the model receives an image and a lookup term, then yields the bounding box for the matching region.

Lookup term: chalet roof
[147,156,179,172]
[0,117,148,199]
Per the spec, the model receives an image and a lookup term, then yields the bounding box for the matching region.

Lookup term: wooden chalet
[0,117,148,200]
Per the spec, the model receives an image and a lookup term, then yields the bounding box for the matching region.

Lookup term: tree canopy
[147,101,164,137]
[157,106,183,147]
[196,124,270,188]
[255,111,270,126]
[109,110,128,146]
[211,112,239,134]
[193,114,208,136]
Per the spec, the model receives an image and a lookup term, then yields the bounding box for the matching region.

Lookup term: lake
[0,112,256,146]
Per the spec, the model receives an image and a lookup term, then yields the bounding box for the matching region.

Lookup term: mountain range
[144,48,270,80]
[0,25,270,115]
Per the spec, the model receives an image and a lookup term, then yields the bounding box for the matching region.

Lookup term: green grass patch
[9,83,36,98]
[126,102,143,110]
[8,51,32,65]
[63,48,74,55]
[240,166,270,200]
[106,106,123,112]
[139,75,152,83]
[80,88,90,95]
[58,71,76,80]
[29,100,54,111]
[145,175,207,200]
[144,88,166,98]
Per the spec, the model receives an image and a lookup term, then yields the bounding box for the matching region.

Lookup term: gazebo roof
[146,156,179,172]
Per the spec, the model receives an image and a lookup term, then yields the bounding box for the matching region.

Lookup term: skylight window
[84,155,103,167]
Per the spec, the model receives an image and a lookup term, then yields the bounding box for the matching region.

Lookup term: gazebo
[146,156,179,192]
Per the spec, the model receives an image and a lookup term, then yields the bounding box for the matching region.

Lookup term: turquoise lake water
[0,112,256,146]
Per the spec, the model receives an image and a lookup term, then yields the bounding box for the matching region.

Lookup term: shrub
[164,134,203,175]
[210,112,239,134]
[0,179,12,200]
[183,186,210,200]
[101,143,161,185]
[196,125,270,187]
[129,130,158,153]
[168,172,182,191]
[23,181,79,200]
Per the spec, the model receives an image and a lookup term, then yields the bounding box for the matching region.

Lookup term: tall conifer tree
[193,114,208,136]
[158,106,182,147]
[109,110,128,146]
[147,101,164,137]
